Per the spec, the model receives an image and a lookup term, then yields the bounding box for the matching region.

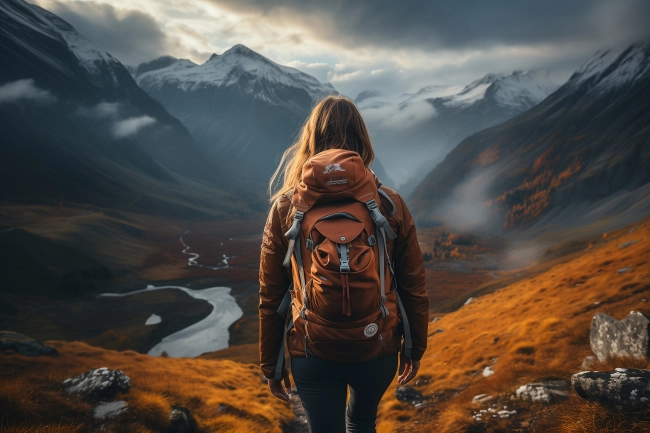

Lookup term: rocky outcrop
[395,385,424,404]
[590,311,650,362]
[0,331,58,356]
[63,367,130,400]
[515,379,570,404]
[572,368,650,408]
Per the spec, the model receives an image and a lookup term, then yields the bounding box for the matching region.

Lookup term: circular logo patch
[364,323,379,338]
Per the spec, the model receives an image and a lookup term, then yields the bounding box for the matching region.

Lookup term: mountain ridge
[410,42,650,235]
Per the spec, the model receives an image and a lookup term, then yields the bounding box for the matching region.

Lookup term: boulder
[0,331,58,356]
[572,368,650,408]
[170,405,195,433]
[395,385,423,404]
[590,311,650,362]
[515,379,570,404]
[63,367,130,400]
[93,400,127,420]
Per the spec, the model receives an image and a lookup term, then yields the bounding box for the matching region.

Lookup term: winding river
[98,284,243,358]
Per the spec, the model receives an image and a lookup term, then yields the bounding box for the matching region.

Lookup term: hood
[292,149,380,211]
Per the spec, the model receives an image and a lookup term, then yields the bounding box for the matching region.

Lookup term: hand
[397,354,420,385]
[268,369,291,402]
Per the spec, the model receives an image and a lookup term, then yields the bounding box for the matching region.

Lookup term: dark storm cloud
[212,0,650,50]
[43,1,171,65]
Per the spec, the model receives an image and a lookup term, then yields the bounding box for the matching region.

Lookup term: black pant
[290,353,398,433]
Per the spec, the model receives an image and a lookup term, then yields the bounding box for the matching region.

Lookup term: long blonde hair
[269,95,375,203]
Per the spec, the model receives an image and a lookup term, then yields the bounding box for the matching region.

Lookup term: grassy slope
[0,340,293,433]
[376,218,650,432]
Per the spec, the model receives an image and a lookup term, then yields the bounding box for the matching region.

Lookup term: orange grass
[377,218,650,432]
[0,341,292,432]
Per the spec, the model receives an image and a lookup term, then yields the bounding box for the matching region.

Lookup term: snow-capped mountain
[0,0,252,218]
[359,70,569,194]
[135,45,338,183]
[411,43,650,234]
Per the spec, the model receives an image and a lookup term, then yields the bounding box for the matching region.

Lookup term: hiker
[259,95,429,433]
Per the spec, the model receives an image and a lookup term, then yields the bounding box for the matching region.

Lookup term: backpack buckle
[284,211,304,240]
[336,243,350,273]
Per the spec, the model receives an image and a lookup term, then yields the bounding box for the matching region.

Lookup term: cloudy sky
[34,0,650,97]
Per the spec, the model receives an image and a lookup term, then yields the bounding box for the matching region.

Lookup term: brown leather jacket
[259,184,428,379]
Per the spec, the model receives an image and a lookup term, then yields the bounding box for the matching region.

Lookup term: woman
[259,95,428,433]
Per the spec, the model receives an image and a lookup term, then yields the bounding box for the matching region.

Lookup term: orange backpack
[274,149,412,379]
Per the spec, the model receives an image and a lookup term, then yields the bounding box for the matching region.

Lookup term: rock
[572,368,650,408]
[93,400,127,420]
[395,385,423,404]
[590,311,650,362]
[63,367,130,400]
[429,328,445,336]
[472,394,494,404]
[0,331,58,356]
[483,367,495,377]
[582,355,599,370]
[170,405,194,433]
[515,379,570,404]
[464,297,474,306]
[620,240,640,248]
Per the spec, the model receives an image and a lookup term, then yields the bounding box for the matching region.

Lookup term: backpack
[274,148,412,379]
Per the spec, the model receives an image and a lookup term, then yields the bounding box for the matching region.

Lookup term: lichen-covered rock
[572,368,650,408]
[515,379,570,404]
[0,331,58,356]
[395,385,423,403]
[93,400,127,420]
[63,367,130,400]
[590,311,650,362]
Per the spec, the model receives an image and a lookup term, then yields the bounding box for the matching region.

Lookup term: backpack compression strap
[274,289,294,380]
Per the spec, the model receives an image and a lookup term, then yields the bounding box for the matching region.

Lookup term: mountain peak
[223,44,258,58]
[571,43,650,92]
[209,53,219,61]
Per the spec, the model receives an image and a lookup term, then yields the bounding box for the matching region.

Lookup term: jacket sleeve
[391,194,429,361]
[259,198,292,379]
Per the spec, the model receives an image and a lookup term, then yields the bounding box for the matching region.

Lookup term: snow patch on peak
[572,43,650,91]
[443,70,567,109]
[491,69,569,108]
[36,7,119,76]
[137,44,336,103]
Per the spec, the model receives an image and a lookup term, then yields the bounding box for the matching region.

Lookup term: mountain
[135,46,338,184]
[410,43,650,235]
[359,70,568,193]
[0,0,253,218]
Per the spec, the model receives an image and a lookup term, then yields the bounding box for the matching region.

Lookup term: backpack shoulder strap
[377,183,396,217]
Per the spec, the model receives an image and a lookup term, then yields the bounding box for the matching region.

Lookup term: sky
[33,0,650,98]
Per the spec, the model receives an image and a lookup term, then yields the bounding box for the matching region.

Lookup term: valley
[1,0,650,432]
